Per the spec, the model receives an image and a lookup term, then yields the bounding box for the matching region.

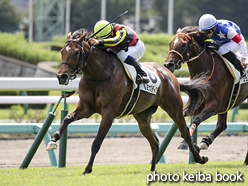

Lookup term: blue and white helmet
[199,14,217,30]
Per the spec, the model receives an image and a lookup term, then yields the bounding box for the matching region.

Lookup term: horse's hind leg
[133,106,159,171]
[178,102,217,150]
[46,102,94,151]
[199,113,227,150]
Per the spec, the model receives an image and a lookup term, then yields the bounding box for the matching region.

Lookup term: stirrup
[240,69,246,78]
[136,74,150,84]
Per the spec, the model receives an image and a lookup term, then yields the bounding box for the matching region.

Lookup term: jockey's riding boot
[132,61,150,84]
[234,58,246,78]
[124,55,150,84]
[223,51,246,78]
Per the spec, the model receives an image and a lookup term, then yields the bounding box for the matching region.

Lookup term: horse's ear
[176,28,182,34]
[78,31,88,43]
[67,30,72,40]
[188,31,203,39]
[188,32,197,38]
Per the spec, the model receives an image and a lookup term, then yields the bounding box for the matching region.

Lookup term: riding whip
[90,10,128,38]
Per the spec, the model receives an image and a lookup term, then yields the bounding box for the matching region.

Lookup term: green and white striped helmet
[94,20,113,39]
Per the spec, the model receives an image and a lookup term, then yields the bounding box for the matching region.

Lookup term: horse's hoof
[199,142,209,150]
[46,141,57,151]
[196,156,208,164]
[150,164,156,172]
[178,140,188,150]
[201,156,208,164]
[83,168,92,175]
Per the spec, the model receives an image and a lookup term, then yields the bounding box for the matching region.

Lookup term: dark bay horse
[164,26,248,160]
[46,28,208,174]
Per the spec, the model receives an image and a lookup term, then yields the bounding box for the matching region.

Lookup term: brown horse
[46,28,208,174]
[164,26,248,159]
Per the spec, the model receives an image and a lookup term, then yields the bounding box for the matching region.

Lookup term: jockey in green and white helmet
[94,20,113,39]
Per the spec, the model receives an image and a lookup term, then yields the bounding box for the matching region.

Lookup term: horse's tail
[179,74,212,116]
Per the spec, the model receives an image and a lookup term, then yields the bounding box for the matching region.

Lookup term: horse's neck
[187,49,212,78]
[82,48,113,79]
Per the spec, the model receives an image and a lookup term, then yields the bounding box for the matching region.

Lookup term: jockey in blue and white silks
[199,14,247,77]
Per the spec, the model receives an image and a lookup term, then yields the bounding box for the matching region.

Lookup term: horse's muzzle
[57,73,70,85]
[164,61,176,73]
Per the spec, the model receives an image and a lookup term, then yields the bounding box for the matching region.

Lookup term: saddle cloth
[116,61,161,118]
[123,63,161,95]
[215,51,247,113]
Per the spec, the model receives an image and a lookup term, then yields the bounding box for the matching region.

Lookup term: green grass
[0,161,246,186]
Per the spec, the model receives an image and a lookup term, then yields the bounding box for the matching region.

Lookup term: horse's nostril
[60,74,68,80]
[56,73,70,85]
[164,62,173,68]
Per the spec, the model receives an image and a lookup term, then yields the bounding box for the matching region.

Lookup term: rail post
[58,91,69,167]
[19,112,56,169]
[20,91,28,114]
[156,122,177,163]
[19,97,64,169]
[189,116,197,164]
[231,106,239,122]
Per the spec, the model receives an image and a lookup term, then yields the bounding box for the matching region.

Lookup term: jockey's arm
[228,27,247,67]
[98,28,126,47]
[238,39,247,67]
[231,34,247,58]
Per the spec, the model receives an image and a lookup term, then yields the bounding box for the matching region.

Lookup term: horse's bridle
[61,39,93,80]
[168,33,205,68]
[60,39,115,82]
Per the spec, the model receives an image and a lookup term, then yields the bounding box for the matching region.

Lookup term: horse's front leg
[83,110,115,174]
[199,112,227,150]
[46,102,94,151]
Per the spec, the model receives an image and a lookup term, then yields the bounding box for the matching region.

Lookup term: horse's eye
[182,43,186,47]
[74,51,79,56]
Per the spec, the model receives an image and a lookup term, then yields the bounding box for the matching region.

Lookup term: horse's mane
[71,28,116,57]
[181,26,199,33]
[71,28,93,39]
[180,26,208,46]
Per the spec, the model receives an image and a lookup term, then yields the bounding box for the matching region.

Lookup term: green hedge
[0,31,173,66]
[0,31,189,76]
[0,32,62,64]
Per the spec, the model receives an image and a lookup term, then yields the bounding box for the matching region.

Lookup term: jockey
[88,20,149,84]
[198,14,247,77]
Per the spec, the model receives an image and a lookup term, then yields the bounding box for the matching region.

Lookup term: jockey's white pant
[216,35,245,56]
[117,40,145,62]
